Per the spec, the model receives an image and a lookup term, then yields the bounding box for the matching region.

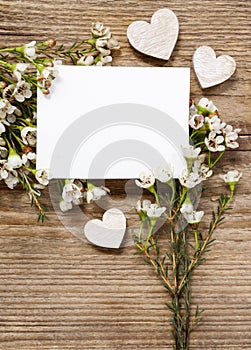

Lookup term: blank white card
[37,66,190,179]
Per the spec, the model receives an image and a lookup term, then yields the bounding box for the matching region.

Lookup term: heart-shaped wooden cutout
[127,8,179,60]
[84,208,126,249]
[193,46,236,89]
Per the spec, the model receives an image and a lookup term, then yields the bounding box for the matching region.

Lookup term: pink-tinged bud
[37,75,44,82]
[46,39,56,48]
[23,146,33,154]
[42,88,50,95]
[0,81,7,89]
[44,80,52,88]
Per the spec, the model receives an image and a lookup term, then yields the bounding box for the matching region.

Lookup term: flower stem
[178,193,233,294]
[193,229,199,252]
[210,151,225,168]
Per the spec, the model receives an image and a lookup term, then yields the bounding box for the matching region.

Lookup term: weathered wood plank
[0,1,251,349]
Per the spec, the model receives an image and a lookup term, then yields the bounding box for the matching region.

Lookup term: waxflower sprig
[190,98,241,169]
[58,179,110,212]
[134,99,242,350]
[0,22,119,221]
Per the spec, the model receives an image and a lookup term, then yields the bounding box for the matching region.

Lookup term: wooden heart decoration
[84,208,126,249]
[193,46,236,89]
[127,8,179,60]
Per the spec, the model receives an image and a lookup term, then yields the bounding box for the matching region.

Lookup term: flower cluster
[0,56,50,193]
[135,143,241,243]
[190,98,241,152]
[0,23,119,220]
[135,98,242,252]
[77,22,120,66]
[59,180,110,212]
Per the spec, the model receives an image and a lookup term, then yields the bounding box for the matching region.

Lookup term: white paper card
[37,66,190,179]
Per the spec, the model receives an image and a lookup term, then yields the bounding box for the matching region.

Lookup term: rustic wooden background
[0,0,250,349]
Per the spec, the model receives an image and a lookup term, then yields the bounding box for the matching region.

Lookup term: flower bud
[0,137,6,146]
[0,81,7,89]
[46,39,56,48]
[22,146,33,154]
[42,88,50,95]
[37,75,44,82]
[44,80,52,88]
[8,148,22,169]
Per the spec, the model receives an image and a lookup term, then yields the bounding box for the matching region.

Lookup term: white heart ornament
[127,8,179,60]
[84,208,126,249]
[193,46,236,89]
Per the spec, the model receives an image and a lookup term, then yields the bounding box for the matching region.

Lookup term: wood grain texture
[0,0,251,349]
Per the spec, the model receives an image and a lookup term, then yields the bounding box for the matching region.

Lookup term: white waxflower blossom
[0,122,5,135]
[13,80,32,102]
[189,103,198,117]
[180,203,194,215]
[0,99,15,119]
[96,55,113,66]
[24,41,37,60]
[189,114,204,130]
[205,116,226,134]
[219,170,242,185]
[223,125,241,149]
[180,203,204,224]
[179,169,202,189]
[154,164,173,183]
[135,170,155,189]
[2,84,15,100]
[192,160,213,180]
[35,169,50,186]
[21,127,37,146]
[107,38,120,50]
[182,145,201,160]
[7,149,22,169]
[60,199,73,212]
[0,160,9,180]
[62,181,83,205]
[182,210,204,224]
[91,22,111,38]
[200,163,213,179]
[198,98,217,114]
[137,199,166,220]
[205,131,225,152]
[0,146,8,158]
[145,203,166,218]
[13,63,30,81]
[77,55,94,66]
[4,171,19,189]
[182,145,201,170]
[96,38,111,56]
[22,152,36,166]
[195,153,206,165]
[0,160,19,188]
[37,62,61,90]
[136,199,152,213]
[6,114,16,124]
[42,61,62,80]
[0,137,5,146]
[86,184,110,203]
[41,66,58,81]
[53,59,62,66]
